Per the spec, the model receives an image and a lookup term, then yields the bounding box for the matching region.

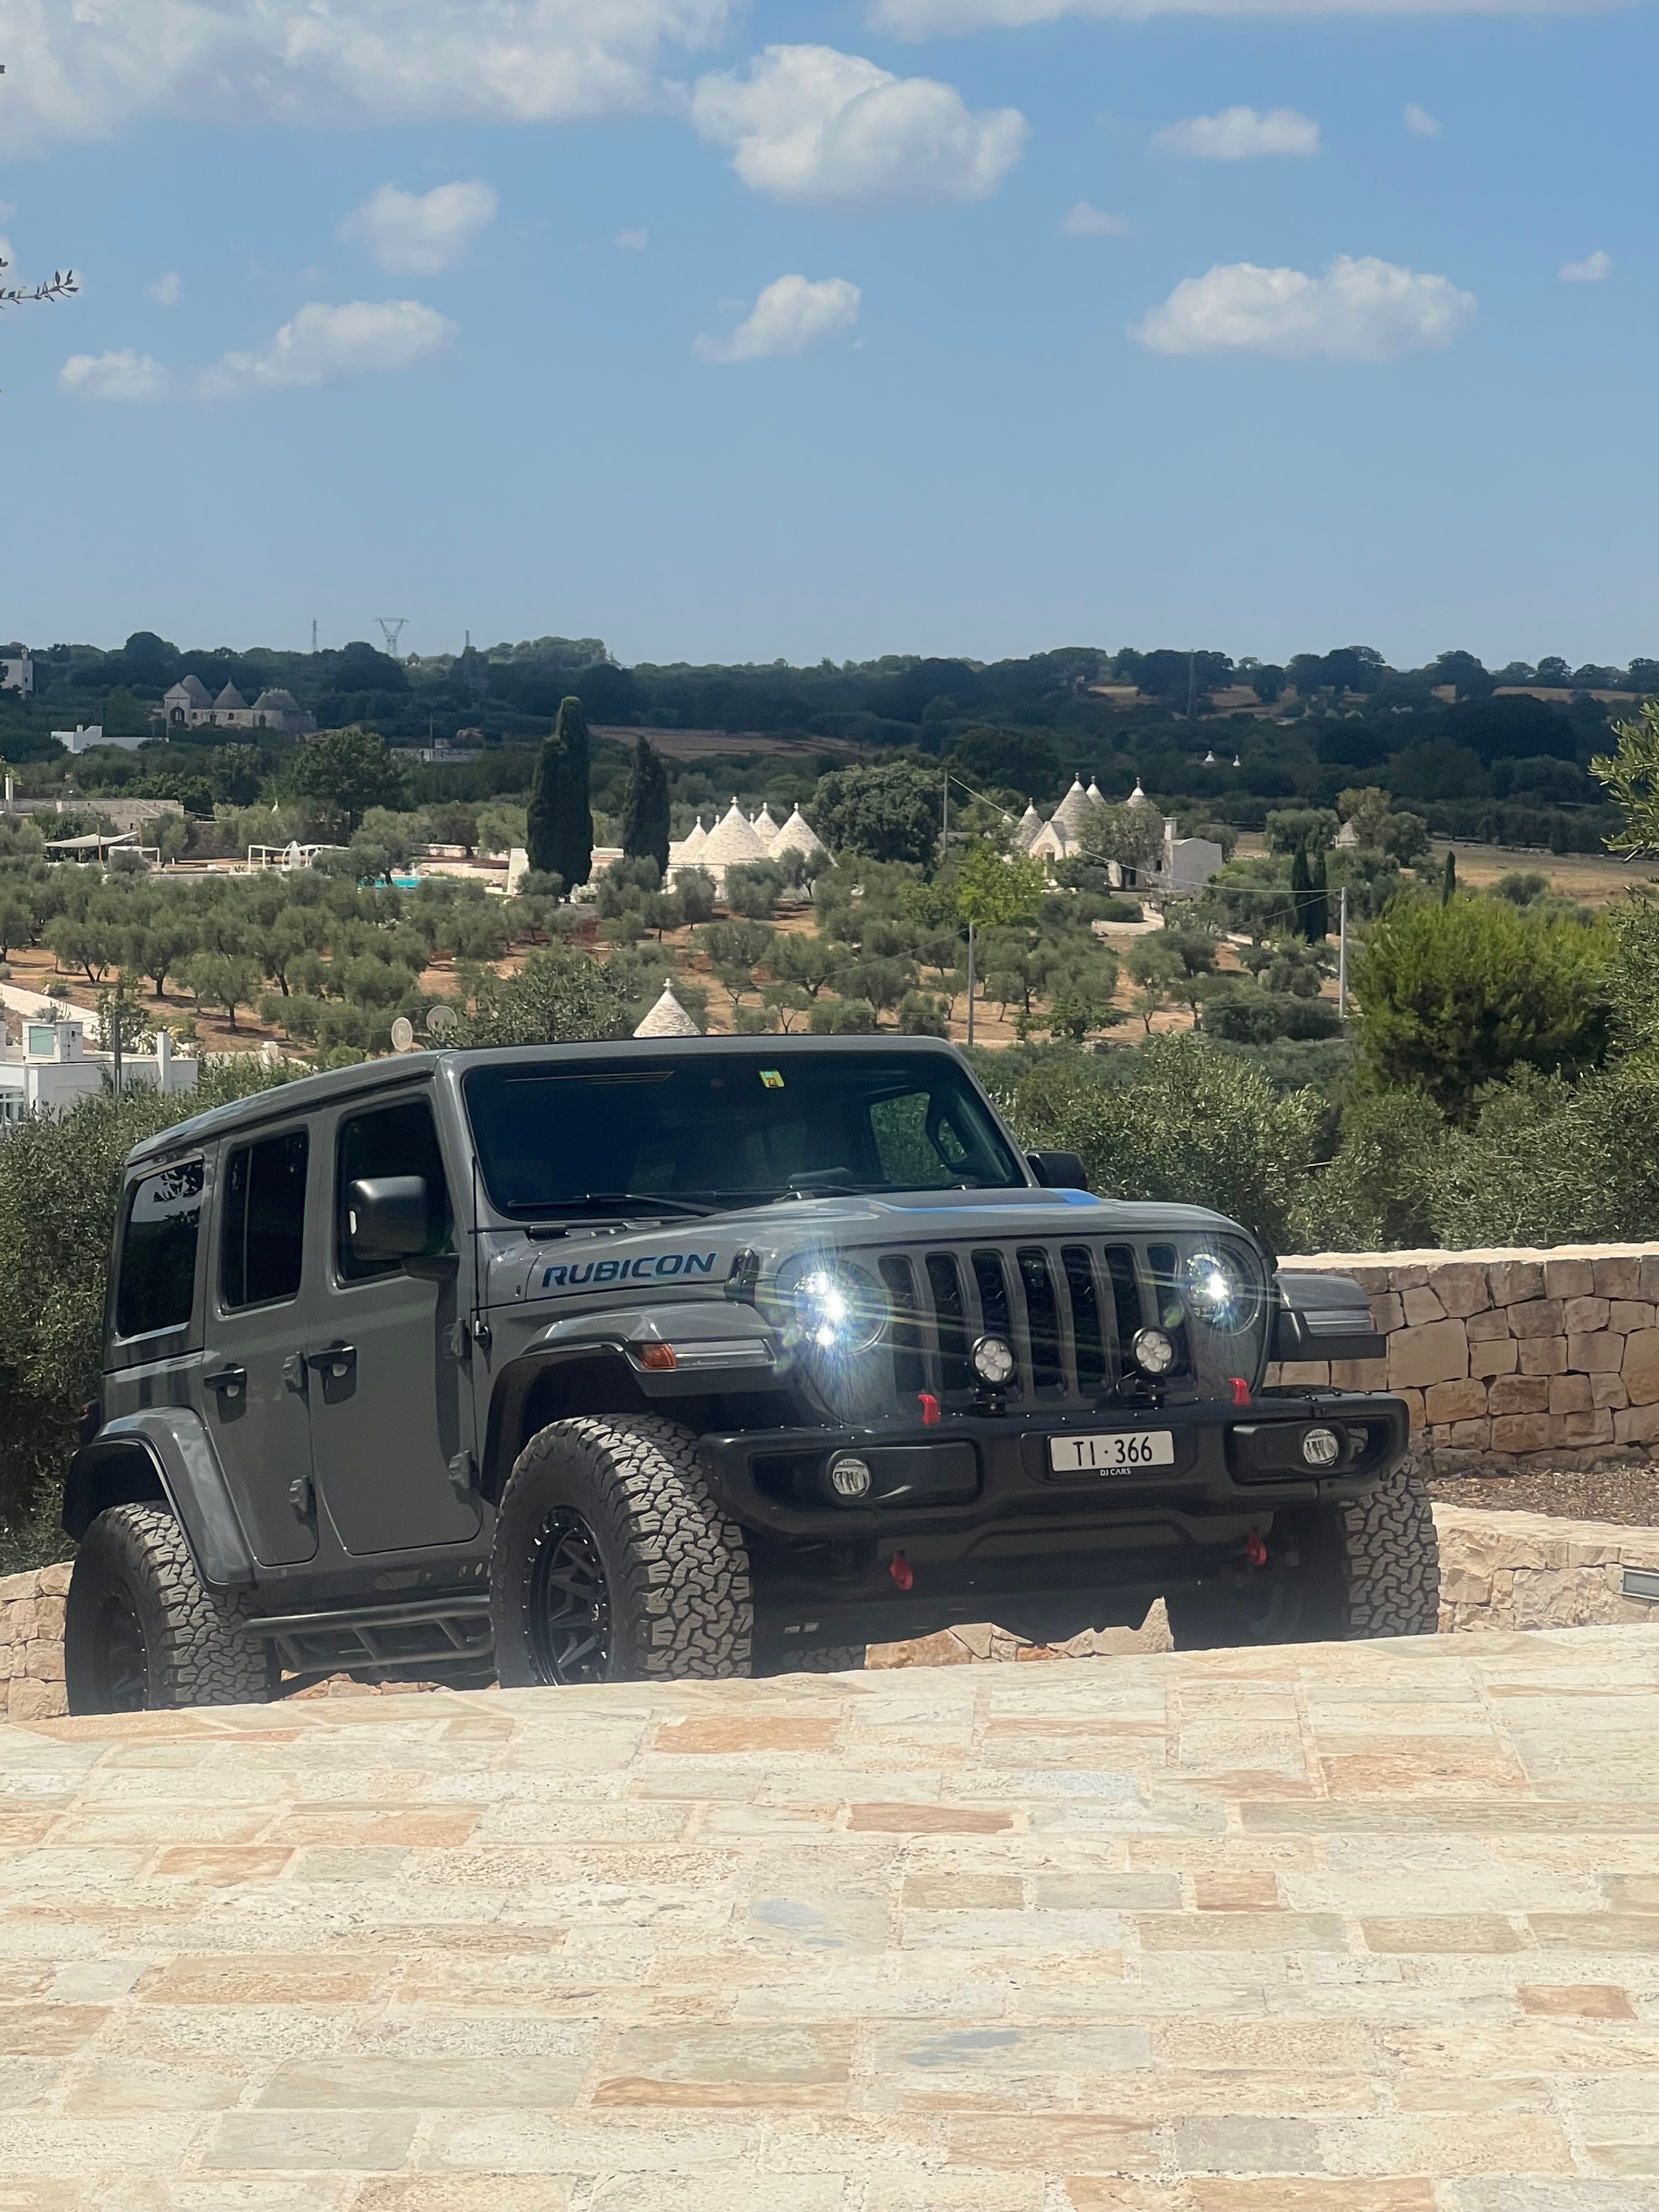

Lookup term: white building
[0,1017,198,1125]
[54,726,145,754]
[1021,774,1222,899]
[0,652,32,696]
[159,678,315,736]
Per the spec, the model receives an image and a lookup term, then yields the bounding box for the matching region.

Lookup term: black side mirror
[346,1176,431,1263]
[1028,1149,1091,1192]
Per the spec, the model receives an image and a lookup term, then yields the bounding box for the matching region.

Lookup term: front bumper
[701,1390,1409,1541]
[700,1391,1411,1645]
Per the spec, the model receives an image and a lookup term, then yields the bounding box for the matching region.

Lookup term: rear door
[306,1091,479,1554]
[204,1122,318,1566]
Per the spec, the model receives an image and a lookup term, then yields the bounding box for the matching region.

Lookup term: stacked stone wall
[0,1564,69,1720]
[1271,1243,1659,1473]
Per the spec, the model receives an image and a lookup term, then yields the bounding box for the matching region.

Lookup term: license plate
[1048,1429,1175,1473]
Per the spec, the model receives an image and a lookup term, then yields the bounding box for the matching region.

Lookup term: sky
[0,0,1652,670]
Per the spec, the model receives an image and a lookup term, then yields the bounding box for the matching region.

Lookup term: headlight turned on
[788,1263,889,1356]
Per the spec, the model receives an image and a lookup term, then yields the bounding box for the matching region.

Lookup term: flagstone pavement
[4,1623,1659,2211]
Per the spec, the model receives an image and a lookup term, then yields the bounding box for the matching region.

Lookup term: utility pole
[1338,885,1348,1018]
[965,921,976,1051]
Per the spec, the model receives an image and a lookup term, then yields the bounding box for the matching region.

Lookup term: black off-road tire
[490,1417,753,1688]
[1300,1454,1441,1641]
[1166,1459,1440,1651]
[64,1505,273,1715]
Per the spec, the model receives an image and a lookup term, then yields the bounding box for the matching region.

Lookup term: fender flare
[64,1410,256,1592]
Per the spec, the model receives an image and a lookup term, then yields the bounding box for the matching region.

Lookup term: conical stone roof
[1010,801,1042,854]
[1051,776,1093,842]
[672,816,708,864]
[769,806,827,861]
[1126,779,1150,808]
[751,805,781,852]
[633,980,702,1038]
[701,799,769,869]
[214,683,248,711]
[1085,780,1107,808]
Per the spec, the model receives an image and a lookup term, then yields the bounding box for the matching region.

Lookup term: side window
[222,1130,308,1310]
[116,1160,205,1339]
[336,1098,454,1284]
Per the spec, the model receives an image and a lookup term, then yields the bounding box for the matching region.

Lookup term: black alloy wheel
[524,1509,613,1685]
[93,1583,149,1711]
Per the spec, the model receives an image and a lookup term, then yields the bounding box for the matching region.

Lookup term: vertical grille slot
[1103,1244,1143,1353]
[1062,1245,1108,1395]
[1017,1248,1063,1391]
[925,1252,972,1395]
[878,1254,927,1398]
[971,1250,1012,1342]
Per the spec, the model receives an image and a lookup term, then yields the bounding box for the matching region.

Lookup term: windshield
[463,1052,1027,1219]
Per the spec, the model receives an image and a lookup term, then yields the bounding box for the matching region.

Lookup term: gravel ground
[1428,1462,1659,1528]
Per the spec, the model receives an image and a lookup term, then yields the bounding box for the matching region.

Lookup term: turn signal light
[638,1343,678,1371]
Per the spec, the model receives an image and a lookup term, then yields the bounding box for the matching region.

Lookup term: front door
[307,1093,479,1554]
[205,1124,318,1566]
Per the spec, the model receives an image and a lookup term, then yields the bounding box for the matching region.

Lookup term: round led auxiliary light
[1302,1426,1341,1468]
[1130,1326,1177,1378]
[970,1335,1017,1387]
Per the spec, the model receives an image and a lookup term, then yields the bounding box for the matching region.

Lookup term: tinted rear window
[116,1161,204,1339]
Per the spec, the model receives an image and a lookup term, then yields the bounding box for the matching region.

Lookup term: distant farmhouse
[159,677,315,736]
[0,651,33,696]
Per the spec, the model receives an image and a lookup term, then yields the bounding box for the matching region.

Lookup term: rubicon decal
[542,1251,719,1290]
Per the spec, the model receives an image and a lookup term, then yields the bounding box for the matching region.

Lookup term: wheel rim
[524,1510,613,1685]
[94,1585,149,1711]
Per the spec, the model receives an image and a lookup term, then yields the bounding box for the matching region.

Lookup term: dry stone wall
[0,1564,69,1720]
[1271,1243,1659,1472]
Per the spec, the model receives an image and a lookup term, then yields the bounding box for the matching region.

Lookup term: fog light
[828,1453,872,1500]
[1130,1327,1176,1378]
[1302,1425,1341,1467]
[971,1335,1016,1387]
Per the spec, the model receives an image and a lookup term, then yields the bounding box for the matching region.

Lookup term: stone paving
[4,1624,1659,2210]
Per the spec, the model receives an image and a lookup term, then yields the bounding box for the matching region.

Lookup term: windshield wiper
[526,1191,723,1220]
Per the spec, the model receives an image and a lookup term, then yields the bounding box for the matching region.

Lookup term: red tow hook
[1243,1529,1268,1570]
[889,1551,915,1592]
[1229,1376,1251,1407]
[916,1392,941,1426]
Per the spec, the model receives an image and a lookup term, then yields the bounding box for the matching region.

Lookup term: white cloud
[689,44,1026,208]
[1559,249,1612,283]
[1403,103,1441,136]
[1153,106,1319,158]
[341,181,498,276]
[58,349,176,402]
[198,300,458,396]
[64,301,456,402]
[616,228,650,251]
[1132,254,1475,362]
[1062,201,1131,236]
[0,0,732,155]
[872,0,1606,31]
[149,271,182,305]
[695,274,861,363]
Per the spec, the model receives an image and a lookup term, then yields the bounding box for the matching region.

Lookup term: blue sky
[0,0,1651,669]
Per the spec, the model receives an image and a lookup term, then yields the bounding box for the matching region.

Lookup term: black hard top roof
[125,1035,968,1170]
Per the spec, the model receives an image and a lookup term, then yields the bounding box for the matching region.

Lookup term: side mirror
[346,1176,431,1263]
[1028,1149,1091,1193]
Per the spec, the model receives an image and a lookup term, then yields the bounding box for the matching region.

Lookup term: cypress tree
[1290,843,1314,942]
[1308,843,1329,941]
[620,735,671,876]
[526,695,594,892]
[1441,848,1457,905]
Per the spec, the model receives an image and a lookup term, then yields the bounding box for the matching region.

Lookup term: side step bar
[243,1595,494,1689]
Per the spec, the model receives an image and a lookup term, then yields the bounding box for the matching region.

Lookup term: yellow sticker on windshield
[759,1069,785,1090]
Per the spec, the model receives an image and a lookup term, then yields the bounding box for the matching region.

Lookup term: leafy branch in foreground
[0,257,78,308]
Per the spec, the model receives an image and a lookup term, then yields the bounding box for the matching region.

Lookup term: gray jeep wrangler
[63,1036,1437,1712]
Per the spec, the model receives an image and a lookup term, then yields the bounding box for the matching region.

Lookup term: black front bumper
[699,1390,1411,1645]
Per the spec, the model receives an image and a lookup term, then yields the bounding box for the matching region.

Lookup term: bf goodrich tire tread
[491,1415,753,1685]
[1324,1454,1441,1639]
[65,1505,271,1714]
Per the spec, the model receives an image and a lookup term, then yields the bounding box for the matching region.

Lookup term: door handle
[281,1352,308,1395]
[307,1342,357,1380]
[203,1364,246,1400]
